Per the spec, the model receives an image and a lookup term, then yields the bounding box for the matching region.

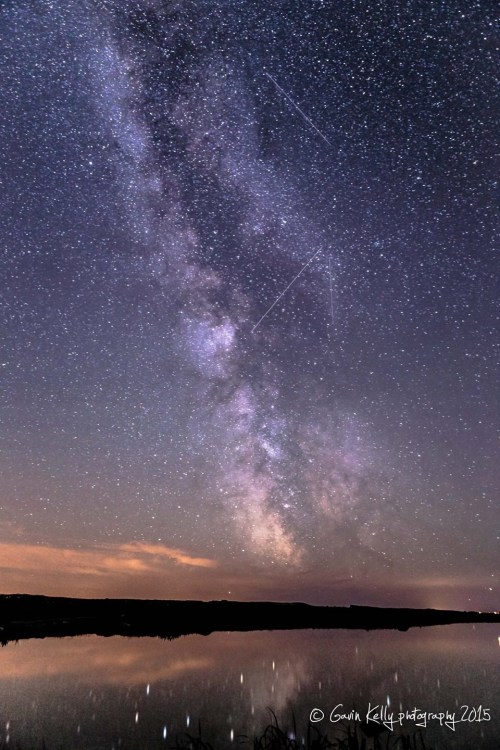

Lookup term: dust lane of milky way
[0,1,498,609]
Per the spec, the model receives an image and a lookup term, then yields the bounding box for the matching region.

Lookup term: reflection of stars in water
[4,629,500,745]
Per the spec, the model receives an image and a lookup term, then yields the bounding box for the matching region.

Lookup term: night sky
[1,0,498,609]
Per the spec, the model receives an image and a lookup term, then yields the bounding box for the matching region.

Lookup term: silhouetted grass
[0,715,432,750]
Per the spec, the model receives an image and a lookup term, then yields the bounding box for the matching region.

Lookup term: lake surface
[0,624,498,749]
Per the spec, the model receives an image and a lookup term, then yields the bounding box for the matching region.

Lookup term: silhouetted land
[0,594,499,644]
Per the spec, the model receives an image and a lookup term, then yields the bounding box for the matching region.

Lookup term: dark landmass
[0,594,499,644]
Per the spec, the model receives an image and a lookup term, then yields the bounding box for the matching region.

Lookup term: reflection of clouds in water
[0,636,214,686]
[1,627,496,686]
[0,629,499,748]
[0,631,309,715]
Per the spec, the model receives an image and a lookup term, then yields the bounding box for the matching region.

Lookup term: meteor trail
[252,249,322,333]
[264,72,332,147]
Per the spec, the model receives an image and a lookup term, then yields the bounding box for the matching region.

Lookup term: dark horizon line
[1,593,499,645]
[2,591,500,610]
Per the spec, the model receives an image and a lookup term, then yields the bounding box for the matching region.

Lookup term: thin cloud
[119,542,218,569]
[0,540,217,581]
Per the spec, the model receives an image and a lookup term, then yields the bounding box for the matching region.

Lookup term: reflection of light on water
[1,628,499,748]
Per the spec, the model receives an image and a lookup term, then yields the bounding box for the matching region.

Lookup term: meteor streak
[265,72,332,147]
[252,249,322,332]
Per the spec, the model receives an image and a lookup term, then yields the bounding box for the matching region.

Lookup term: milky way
[0,0,498,607]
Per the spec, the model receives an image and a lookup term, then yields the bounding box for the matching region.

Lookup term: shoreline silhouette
[0,594,499,644]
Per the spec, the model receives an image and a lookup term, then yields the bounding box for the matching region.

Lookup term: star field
[0,0,498,607]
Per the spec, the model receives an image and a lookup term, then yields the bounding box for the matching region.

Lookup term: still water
[0,625,498,749]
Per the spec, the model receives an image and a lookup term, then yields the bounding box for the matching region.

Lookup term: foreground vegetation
[0,713,432,750]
